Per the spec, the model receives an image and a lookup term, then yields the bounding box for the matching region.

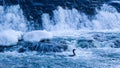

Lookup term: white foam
[42,5,120,36]
[0,30,22,46]
[42,6,91,31]
[23,30,53,42]
[94,4,120,30]
[0,5,27,32]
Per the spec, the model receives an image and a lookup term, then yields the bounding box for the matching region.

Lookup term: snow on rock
[23,30,53,42]
[0,30,23,46]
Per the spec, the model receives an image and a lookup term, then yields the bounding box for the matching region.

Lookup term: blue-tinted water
[0,32,120,68]
[0,0,120,68]
[0,48,120,68]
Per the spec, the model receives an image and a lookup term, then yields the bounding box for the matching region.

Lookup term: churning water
[0,1,120,68]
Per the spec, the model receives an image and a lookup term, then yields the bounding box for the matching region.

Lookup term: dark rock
[93,34,107,42]
[22,42,68,52]
[0,38,68,53]
[113,39,120,48]
[0,47,4,52]
[18,47,26,53]
[77,39,95,48]
[0,46,14,52]
[108,1,120,12]
[40,39,50,43]
[18,38,68,52]
[0,0,18,5]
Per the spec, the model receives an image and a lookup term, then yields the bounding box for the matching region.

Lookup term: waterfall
[0,5,27,46]
[42,4,120,35]
[93,4,120,30]
[0,5,27,32]
[0,1,120,68]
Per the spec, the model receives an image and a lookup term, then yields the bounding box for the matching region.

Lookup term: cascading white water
[0,2,120,68]
[0,5,27,32]
[42,6,92,31]
[42,4,120,36]
[93,4,120,30]
[0,5,28,46]
[0,4,120,47]
[0,5,54,46]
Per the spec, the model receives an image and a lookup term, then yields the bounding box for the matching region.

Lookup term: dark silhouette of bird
[69,49,76,57]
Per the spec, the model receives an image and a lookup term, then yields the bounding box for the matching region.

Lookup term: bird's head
[73,49,76,51]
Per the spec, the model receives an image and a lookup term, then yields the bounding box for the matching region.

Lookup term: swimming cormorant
[69,49,76,57]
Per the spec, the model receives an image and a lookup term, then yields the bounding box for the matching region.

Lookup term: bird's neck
[73,50,76,56]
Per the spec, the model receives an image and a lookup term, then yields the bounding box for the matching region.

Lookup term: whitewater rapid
[0,4,120,46]
[0,2,120,68]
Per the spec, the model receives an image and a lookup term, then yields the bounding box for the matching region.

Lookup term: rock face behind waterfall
[0,0,112,29]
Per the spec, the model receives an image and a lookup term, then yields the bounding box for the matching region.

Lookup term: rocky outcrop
[19,41,67,52]
[0,38,68,53]
[0,30,68,52]
[77,39,96,48]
